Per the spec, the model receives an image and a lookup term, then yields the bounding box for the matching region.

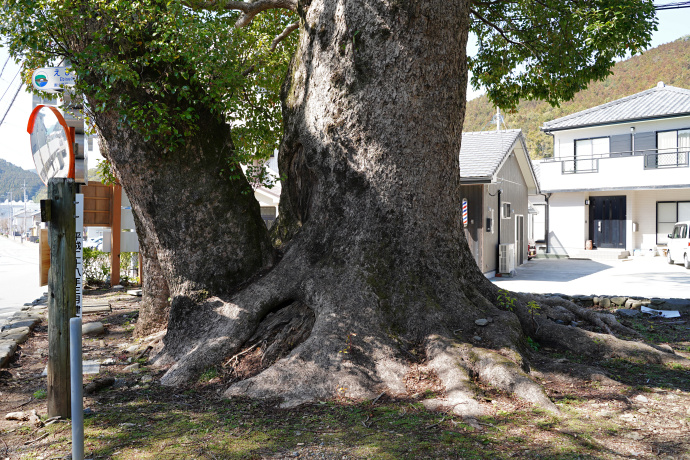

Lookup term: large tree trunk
[153,0,686,416]
[92,100,275,352]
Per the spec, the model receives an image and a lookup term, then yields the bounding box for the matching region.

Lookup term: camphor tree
[3,0,687,417]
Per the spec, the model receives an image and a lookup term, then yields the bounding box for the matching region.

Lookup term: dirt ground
[0,288,689,459]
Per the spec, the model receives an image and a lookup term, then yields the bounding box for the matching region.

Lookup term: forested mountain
[464,36,690,159]
[0,159,44,202]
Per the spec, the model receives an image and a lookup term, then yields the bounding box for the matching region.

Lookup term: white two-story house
[536,82,690,258]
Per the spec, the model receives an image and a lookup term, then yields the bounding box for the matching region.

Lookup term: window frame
[569,136,609,173]
[657,201,690,244]
[501,202,512,219]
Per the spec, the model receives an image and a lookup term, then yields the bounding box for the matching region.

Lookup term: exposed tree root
[154,254,688,413]
[535,320,685,364]
[154,253,308,385]
[224,301,315,377]
[424,336,489,418]
[464,346,558,413]
[521,293,640,337]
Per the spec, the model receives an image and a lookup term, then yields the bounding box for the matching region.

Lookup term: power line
[0,82,24,127]
[655,2,690,10]
[0,69,20,105]
[0,56,10,80]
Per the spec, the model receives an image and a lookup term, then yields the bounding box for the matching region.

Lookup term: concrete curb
[0,298,47,368]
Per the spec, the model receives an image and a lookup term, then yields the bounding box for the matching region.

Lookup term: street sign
[32,67,76,93]
[27,105,74,185]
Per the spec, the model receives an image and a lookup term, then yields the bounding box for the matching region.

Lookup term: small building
[245,154,281,229]
[460,129,540,277]
[12,209,42,238]
[537,82,690,259]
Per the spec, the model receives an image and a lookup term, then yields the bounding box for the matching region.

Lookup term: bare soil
[1,288,689,459]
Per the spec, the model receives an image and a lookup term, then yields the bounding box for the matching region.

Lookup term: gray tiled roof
[542,83,690,131]
[460,129,522,179]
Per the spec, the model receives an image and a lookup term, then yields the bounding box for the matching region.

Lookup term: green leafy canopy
[0,0,295,179]
[470,0,658,110]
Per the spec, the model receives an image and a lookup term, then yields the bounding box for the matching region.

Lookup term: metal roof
[542,82,690,132]
[459,129,523,180]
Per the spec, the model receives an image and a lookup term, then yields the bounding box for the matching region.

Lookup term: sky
[0,6,689,172]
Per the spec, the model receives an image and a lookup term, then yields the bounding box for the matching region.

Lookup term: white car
[667,221,690,269]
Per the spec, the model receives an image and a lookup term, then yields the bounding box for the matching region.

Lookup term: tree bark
[133,210,171,337]
[95,109,274,296]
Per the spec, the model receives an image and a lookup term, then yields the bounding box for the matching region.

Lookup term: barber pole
[462,198,468,227]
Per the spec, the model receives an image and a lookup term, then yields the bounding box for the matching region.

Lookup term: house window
[657,201,690,244]
[501,202,511,219]
[566,137,608,173]
[647,129,690,169]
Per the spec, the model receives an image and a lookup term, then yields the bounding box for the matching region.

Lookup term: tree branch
[469,8,536,54]
[470,0,516,6]
[271,21,299,51]
[185,0,297,27]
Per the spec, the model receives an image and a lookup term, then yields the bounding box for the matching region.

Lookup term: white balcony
[538,148,689,192]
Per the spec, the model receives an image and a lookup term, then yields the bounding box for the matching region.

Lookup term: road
[492,256,690,299]
[0,236,46,324]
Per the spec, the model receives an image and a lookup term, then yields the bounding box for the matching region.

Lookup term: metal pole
[23,181,27,241]
[69,317,84,460]
[7,192,13,239]
[72,193,84,460]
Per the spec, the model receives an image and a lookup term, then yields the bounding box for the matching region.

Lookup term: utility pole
[22,180,27,241]
[7,191,13,239]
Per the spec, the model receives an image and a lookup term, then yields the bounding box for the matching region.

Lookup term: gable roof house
[459,129,540,277]
[537,82,690,259]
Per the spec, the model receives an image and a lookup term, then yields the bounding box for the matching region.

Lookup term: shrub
[83,247,111,284]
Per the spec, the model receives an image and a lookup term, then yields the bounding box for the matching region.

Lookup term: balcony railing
[562,158,599,174]
[546,147,690,174]
[643,150,689,169]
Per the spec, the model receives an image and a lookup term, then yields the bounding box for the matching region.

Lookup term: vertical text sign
[75,194,83,317]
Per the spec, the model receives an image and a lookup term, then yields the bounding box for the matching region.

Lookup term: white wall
[547,188,690,255]
[629,188,690,251]
[553,115,690,159]
[540,115,690,193]
[548,192,586,255]
[539,155,690,192]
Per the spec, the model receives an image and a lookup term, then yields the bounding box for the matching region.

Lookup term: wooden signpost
[30,97,86,460]
[46,178,77,417]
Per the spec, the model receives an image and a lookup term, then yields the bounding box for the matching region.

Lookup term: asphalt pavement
[0,236,46,324]
[491,255,690,299]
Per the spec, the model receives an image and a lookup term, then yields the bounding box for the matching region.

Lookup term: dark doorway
[589,196,626,248]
